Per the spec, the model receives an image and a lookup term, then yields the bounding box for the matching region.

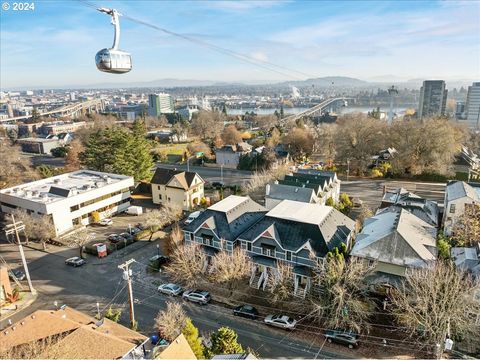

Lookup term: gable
[167,176,186,190]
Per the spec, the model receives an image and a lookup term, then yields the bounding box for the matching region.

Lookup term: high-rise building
[455,102,465,119]
[464,82,480,129]
[148,93,174,117]
[418,80,448,118]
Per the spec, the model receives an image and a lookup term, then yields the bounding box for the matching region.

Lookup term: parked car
[182,289,211,305]
[149,255,171,271]
[158,283,183,296]
[233,305,259,320]
[98,218,113,226]
[185,211,201,225]
[324,330,360,349]
[119,232,134,241]
[129,227,142,235]
[107,234,122,244]
[211,181,225,189]
[65,257,86,267]
[264,314,297,329]
[8,268,25,281]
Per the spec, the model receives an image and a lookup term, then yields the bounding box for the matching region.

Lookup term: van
[125,206,143,216]
[185,211,201,224]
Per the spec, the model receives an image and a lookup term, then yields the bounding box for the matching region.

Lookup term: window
[261,246,275,257]
[247,242,252,252]
[70,204,79,212]
[158,186,161,190]
[190,233,194,241]
[449,204,456,214]
[159,194,162,200]
[286,251,292,261]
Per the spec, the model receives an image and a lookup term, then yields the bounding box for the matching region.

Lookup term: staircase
[250,271,262,289]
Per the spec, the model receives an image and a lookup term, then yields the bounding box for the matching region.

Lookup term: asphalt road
[0,242,349,359]
[156,163,254,187]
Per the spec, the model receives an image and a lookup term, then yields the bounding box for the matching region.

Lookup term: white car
[99,218,113,226]
[264,314,297,329]
[182,289,211,304]
[158,283,183,296]
[185,211,201,225]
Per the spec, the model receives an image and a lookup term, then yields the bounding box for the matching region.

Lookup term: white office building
[464,82,480,129]
[0,170,134,236]
[148,93,174,117]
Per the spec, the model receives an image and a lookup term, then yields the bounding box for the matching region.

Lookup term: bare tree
[144,205,182,241]
[187,141,212,158]
[309,257,374,333]
[267,261,294,304]
[356,204,374,229]
[65,139,84,171]
[254,114,277,131]
[282,127,314,162]
[209,247,252,293]
[67,227,94,259]
[191,111,224,140]
[155,301,187,341]
[165,223,184,256]
[242,165,288,194]
[451,203,480,247]
[12,210,55,250]
[221,125,242,145]
[313,123,337,164]
[334,114,388,175]
[0,140,39,189]
[165,243,207,287]
[145,115,168,130]
[390,262,480,357]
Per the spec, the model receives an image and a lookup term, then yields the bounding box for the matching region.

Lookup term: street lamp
[346,159,350,182]
[96,302,100,319]
[156,244,160,256]
[220,164,224,185]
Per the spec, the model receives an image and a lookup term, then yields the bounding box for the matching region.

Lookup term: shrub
[371,168,383,178]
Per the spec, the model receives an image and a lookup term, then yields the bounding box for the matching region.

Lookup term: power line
[76,0,313,80]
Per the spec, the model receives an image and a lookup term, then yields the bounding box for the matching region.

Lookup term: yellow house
[151,168,205,211]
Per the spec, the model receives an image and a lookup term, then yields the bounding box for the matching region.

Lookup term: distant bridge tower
[387,85,398,124]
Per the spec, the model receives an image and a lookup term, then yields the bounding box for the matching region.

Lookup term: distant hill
[278,76,369,88]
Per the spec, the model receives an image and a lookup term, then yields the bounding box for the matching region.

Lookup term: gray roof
[212,354,258,360]
[182,196,266,242]
[451,246,480,276]
[352,206,437,268]
[239,201,355,257]
[265,183,316,203]
[380,188,439,226]
[446,181,480,202]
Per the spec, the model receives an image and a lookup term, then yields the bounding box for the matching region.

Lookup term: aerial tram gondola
[95,8,132,74]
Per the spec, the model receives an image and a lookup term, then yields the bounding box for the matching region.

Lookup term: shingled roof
[183,195,267,241]
[151,168,203,190]
[351,206,437,268]
[238,200,355,257]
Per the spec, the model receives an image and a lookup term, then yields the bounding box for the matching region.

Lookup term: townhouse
[278,170,340,204]
[443,181,480,236]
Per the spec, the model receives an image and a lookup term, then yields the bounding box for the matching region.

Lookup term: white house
[215,142,252,168]
[443,181,480,236]
[0,170,134,236]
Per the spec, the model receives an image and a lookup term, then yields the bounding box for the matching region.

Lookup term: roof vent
[54,178,61,184]
[31,315,35,319]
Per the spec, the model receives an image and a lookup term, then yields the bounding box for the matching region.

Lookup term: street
[0,241,350,359]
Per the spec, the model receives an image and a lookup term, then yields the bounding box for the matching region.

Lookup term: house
[264,182,319,210]
[0,170,134,236]
[16,137,62,155]
[443,181,480,236]
[351,206,437,287]
[454,146,480,181]
[380,188,440,227]
[182,195,266,267]
[237,200,355,298]
[155,333,197,360]
[278,170,340,204]
[151,168,205,211]
[0,306,149,359]
[451,244,480,279]
[215,142,252,168]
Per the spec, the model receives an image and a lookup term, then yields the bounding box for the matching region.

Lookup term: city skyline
[1,0,479,89]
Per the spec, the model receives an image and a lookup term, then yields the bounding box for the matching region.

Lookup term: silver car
[264,314,297,329]
[182,289,211,305]
[158,283,183,296]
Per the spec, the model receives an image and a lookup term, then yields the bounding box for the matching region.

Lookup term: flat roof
[266,200,332,225]
[209,195,250,212]
[0,170,132,204]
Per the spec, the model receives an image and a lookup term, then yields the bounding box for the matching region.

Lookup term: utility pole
[220,164,224,184]
[118,259,135,328]
[346,159,350,182]
[6,214,36,294]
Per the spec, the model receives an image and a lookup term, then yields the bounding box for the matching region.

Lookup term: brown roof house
[151,168,205,211]
[0,306,149,359]
[154,333,197,360]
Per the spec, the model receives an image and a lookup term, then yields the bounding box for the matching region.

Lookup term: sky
[0,0,479,89]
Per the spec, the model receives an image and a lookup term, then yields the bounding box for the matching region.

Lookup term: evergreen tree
[130,119,154,181]
[207,327,244,357]
[181,319,204,359]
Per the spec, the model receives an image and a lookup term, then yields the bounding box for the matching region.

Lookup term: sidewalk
[0,291,37,321]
